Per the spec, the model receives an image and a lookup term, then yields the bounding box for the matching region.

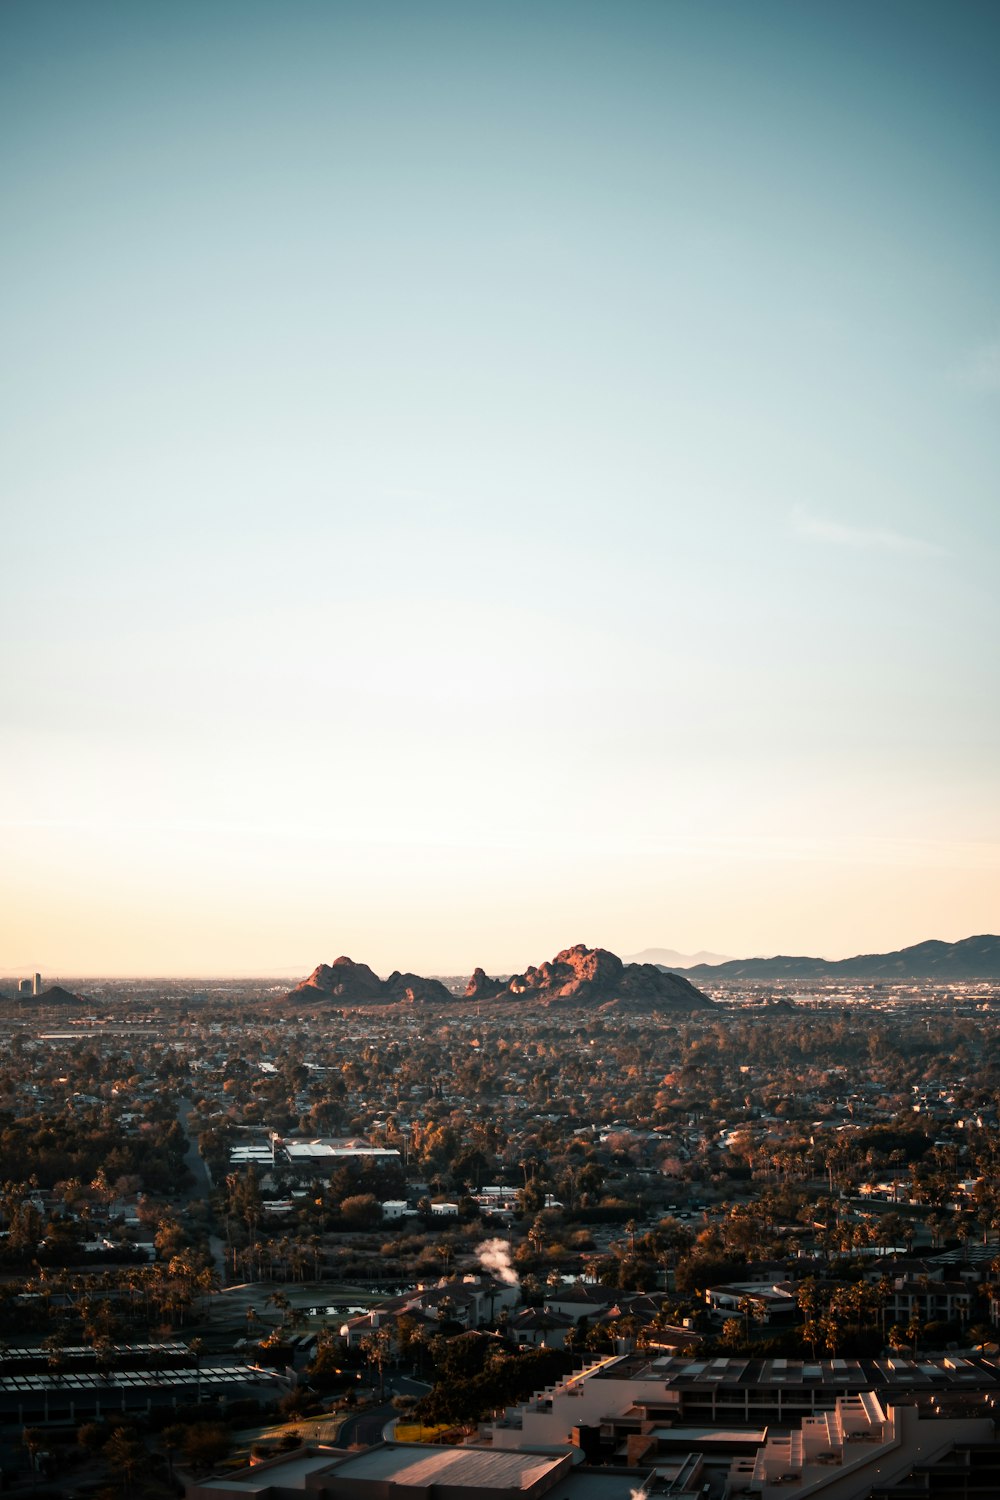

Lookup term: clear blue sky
[2,1,998,975]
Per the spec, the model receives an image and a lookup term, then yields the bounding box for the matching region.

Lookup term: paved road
[330,1376,430,1449]
[393,1375,432,1398]
[177,1095,227,1278]
[178,1095,213,1196]
[336,1399,398,1448]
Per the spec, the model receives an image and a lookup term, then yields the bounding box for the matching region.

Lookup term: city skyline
[2,1,998,977]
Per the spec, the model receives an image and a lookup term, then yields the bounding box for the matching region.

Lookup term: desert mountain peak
[284,943,712,1013]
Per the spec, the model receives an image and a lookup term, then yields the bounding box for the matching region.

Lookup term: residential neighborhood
[2,974,1000,1494]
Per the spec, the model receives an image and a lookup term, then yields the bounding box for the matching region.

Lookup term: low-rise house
[506,1306,576,1349]
[705,1280,798,1321]
[339,1275,520,1348]
[889,1277,976,1327]
[381,1199,418,1220]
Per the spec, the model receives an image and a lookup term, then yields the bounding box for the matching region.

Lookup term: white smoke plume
[476,1237,519,1286]
[630,1475,655,1500]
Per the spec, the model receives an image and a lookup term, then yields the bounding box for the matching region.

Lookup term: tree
[93,1333,116,1382]
[42,1331,66,1386]
[738,1294,767,1344]
[953,1215,973,1262]
[184,1422,233,1472]
[267,1288,291,1329]
[161,1423,188,1486]
[926,1212,946,1249]
[360,1325,393,1399]
[888,1323,910,1355]
[720,1317,744,1350]
[308,1325,346,1390]
[104,1426,147,1498]
[817,1307,842,1356]
[906,1311,923,1358]
[796,1278,819,1358]
[77,1421,108,1457]
[22,1426,45,1486]
[341,1193,382,1230]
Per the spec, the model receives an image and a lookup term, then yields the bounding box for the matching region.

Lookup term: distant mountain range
[669,934,1000,982]
[6,935,994,1001]
[625,947,732,968]
[282,944,713,1014]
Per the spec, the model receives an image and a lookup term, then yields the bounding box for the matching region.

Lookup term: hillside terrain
[284,957,453,1008]
[674,933,1000,982]
[14,984,90,1006]
[285,943,713,1013]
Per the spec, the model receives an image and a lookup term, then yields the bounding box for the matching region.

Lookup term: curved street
[336,1399,398,1448]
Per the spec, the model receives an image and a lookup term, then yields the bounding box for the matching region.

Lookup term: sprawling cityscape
[2,939,1000,1495]
[4,0,998,1497]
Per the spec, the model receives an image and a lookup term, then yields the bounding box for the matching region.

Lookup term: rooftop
[579,1353,1000,1393]
[333,1446,567,1490]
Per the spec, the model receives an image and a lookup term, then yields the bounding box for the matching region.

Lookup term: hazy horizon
[2,928,995,983]
[3,1,998,976]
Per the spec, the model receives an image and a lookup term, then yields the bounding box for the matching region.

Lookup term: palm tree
[953,1215,973,1263]
[435,1241,454,1275]
[874,1274,893,1336]
[820,1310,843,1357]
[906,1311,923,1357]
[926,1213,945,1249]
[289,1240,311,1283]
[267,1288,291,1330]
[360,1325,393,1400]
[738,1294,767,1345]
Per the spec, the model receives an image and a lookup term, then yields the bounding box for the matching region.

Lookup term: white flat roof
[651,1426,766,1445]
[283,1141,400,1159]
[333,1445,565,1490]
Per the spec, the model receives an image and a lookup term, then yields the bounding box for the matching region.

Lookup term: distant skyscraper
[32,972,41,995]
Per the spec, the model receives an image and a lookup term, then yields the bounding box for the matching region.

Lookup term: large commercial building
[483,1353,1000,1445]
[0,1341,287,1426]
